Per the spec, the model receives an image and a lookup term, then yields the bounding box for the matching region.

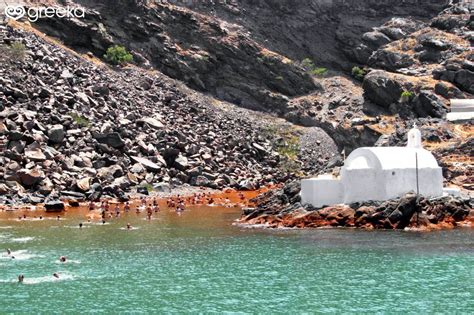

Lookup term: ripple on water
[23,273,76,285]
[10,237,36,243]
[54,260,81,265]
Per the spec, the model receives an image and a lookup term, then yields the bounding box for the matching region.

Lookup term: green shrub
[141,183,154,193]
[104,45,133,65]
[69,112,90,127]
[351,66,367,81]
[400,90,414,102]
[301,58,327,77]
[8,42,26,61]
[311,67,328,76]
[301,58,315,70]
[262,125,302,174]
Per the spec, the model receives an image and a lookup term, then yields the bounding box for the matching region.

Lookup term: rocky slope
[0,0,472,208]
[0,23,339,204]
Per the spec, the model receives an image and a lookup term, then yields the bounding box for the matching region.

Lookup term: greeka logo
[4,5,25,20]
[4,5,85,22]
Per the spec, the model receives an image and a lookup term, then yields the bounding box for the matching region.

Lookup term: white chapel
[301,125,444,207]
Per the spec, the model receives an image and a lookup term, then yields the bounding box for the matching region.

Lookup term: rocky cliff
[0,0,472,205]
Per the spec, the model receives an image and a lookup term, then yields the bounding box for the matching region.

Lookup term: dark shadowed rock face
[32,0,319,112]
[30,0,449,112]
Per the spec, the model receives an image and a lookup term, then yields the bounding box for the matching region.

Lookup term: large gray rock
[454,69,474,94]
[362,31,392,49]
[368,50,415,71]
[362,71,404,108]
[25,149,46,162]
[131,156,161,172]
[174,155,188,171]
[139,117,164,129]
[48,125,65,143]
[17,168,45,186]
[412,91,447,118]
[93,132,125,148]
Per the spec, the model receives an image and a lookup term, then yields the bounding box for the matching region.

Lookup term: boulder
[174,155,188,171]
[93,132,125,148]
[239,179,256,190]
[368,50,415,71]
[153,182,171,193]
[363,71,404,108]
[48,125,65,143]
[192,175,210,187]
[17,168,45,186]
[25,149,46,162]
[76,177,91,192]
[362,31,391,49]
[139,117,164,129]
[44,200,65,212]
[131,156,161,172]
[454,69,474,94]
[412,90,447,118]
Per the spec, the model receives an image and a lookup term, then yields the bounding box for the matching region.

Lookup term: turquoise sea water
[0,206,473,314]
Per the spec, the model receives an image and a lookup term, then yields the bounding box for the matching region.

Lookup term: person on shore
[18,274,24,283]
[57,215,60,221]
[89,201,95,211]
[124,202,130,213]
[153,204,160,213]
[115,204,120,217]
[59,256,67,263]
[6,248,11,256]
[146,206,153,220]
[79,223,83,229]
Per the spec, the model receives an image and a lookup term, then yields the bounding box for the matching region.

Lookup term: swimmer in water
[18,274,24,283]
[57,215,60,221]
[127,223,132,230]
[59,256,67,263]
[102,220,106,225]
[79,223,83,229]
[6,248,11,255]
[53,273,59,279]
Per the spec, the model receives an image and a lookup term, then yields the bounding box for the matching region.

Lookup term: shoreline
[238,181,474,232]
[0,186,273,213]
